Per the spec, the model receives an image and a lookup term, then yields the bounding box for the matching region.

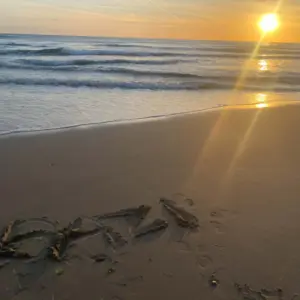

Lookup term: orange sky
[1,0,300,42]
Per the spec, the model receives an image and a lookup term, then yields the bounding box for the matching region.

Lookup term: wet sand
[1,103,300,300]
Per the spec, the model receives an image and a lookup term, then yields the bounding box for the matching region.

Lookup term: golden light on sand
[258,14,279,33]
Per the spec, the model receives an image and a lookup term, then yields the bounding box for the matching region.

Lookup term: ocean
[1,34,300,135]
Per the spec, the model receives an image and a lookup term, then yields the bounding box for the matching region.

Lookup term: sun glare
[256,103,268,108]
[259,13,279,33]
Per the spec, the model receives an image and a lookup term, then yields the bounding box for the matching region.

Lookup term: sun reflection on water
[256,93,267,102]
[256,102,268,108]
[258,59,268,71]
[255,93,269,108]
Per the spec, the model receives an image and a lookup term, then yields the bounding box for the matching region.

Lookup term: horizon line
[0,32,297,45]
[0,32,278,44]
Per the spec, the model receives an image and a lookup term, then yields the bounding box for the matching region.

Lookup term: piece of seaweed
[103,226,127,249]
[0,220,25,247]
[0,247,32,259]
[90,253,110,263]
[8,230,54,245]
[94,205,151,226]
[47,217,82,261]
[134,219,168,238]
[160,198,199,228]
[47,217,101,261]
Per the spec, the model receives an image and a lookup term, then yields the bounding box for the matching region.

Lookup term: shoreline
[1,100,299,138]
[0,104,223,138]
[1,103,300,299]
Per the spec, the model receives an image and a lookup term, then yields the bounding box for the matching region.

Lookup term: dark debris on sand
[0,219,26,247]
[1,199,298,299]
[1,197,298,300]
[48,217,84,261]
[0,200,193,266]
[160,198,199,229]
[0,198,203,293]
[91,253,110,263]
[103,226,127,249]
[94,205,151,225]
[134,219,168,238]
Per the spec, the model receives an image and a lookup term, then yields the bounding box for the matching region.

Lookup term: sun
[258,13,279,33]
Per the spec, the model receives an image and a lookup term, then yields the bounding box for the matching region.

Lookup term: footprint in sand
[210,220,224,234]
[196,254,213,270]
[209,208,230,234]
[171,193,195,206]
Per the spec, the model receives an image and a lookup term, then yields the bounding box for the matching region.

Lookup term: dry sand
[1,103,300,300]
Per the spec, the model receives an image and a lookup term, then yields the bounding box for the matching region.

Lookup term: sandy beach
[1,103,300,300]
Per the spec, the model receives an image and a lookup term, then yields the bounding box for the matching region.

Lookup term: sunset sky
[1,0,300,42]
